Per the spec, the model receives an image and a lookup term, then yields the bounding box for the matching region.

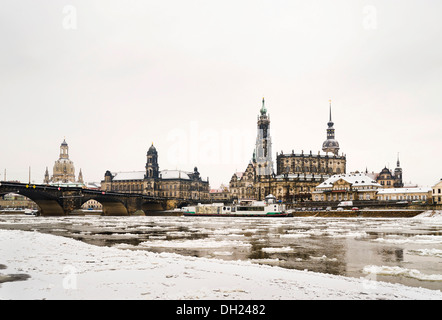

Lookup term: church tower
[394,153,404,188]
[322,100,340,156]
[43,167,50,184]
[255,98,273,176]
[78,169,84,184]
[145,143,159,179]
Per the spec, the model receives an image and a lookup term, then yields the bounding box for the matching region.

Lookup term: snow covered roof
[377,187,432,194]
[111,171,145,181]
[85,182,101,189]
[160,170,191,180]
[316,173,381,189]
[49,181,85,188]
[109,169,205,181]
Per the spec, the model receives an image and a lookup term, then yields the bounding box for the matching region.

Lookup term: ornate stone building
[43,139,84,186]
[312,173,382,202]
[101,144,210,200]
[432,179,442,204]
[229,99,346,202]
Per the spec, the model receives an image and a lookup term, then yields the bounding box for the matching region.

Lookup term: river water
[0,214,441,291]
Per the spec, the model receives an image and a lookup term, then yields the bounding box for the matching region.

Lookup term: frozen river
[0,214,441,291]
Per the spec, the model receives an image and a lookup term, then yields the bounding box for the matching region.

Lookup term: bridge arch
[80,196,129,216]
[0,192,40,213]
[0,190,66,216]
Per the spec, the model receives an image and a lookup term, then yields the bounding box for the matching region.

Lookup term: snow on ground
[413,210,442,219]
[0,229,441,300]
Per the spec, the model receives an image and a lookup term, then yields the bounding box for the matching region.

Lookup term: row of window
[281,167,342,174]
[379,195,427,201]
[315,193,372,201]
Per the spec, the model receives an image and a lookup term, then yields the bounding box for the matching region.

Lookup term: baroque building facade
[312,173,382,202]
[101,144,210,201]
[43,139,84,186]
[375,155,404,188]
[229,99,346,202]
[432,179,442,204]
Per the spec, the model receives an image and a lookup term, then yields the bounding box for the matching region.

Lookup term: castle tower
[145,143,159,179]
[322,100,340,156]
[255,98,273,176]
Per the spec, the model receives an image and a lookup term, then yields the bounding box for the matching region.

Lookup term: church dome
[322,139,340,155]
[147,143,157,155]
[322,139,339,149]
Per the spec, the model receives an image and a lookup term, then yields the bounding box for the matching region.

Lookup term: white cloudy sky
[1,0,441,188]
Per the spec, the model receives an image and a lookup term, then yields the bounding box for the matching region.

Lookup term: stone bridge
[0,182,196,216]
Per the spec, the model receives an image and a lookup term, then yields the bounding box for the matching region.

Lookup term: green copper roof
[260,97,267,115]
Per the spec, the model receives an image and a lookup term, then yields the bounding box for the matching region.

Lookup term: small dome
[147,143,157,155]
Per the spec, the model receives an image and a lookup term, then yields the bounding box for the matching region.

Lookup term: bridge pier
[34,199,67,216]
[101,202,129,216]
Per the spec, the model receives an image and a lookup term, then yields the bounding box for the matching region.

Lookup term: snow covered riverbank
[0,229,441,300]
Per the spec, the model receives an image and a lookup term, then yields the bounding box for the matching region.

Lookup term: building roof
[316,173,381,189]
[110,170,196,181]
[160,170,191,180]
[111,171,145,181]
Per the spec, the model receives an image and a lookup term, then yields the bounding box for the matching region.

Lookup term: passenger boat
[183,195,291,217]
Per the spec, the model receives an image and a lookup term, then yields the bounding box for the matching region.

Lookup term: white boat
[183,195,290,217]
[24,209,38,215]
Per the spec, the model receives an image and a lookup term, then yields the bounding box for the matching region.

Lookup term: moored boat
[183,195,291,217]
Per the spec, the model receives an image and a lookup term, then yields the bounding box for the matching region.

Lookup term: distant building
[432,179,442,204]
[0,194,38,210]
[377,187,432,203]
[209,184,232,202]
[44,139,84,187]
[375,155,403,188]
[312,173,381,202]
[101,144,210,200]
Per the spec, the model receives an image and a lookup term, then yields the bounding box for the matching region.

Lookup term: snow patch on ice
[363,265,442,281]
[374,235,442,245]
[262,247,294,253]
[139,239,252,249]
[408,248,442,258]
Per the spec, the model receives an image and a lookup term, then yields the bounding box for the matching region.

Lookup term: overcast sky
[1,0,441,189]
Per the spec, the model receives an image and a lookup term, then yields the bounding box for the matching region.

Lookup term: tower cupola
[322,100,340,156]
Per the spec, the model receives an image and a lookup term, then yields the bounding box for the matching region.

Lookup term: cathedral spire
[328,99,334,127]
[260,97,267,115]
[322,100,340,156]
